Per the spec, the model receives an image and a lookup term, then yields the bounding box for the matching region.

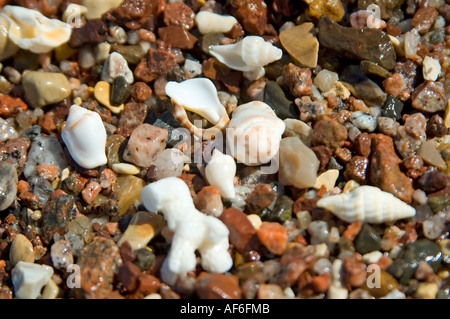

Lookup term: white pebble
[183,58,202,79]
[389,245,403,259]
[314,69,339,92]
[78,46,96,69]
[127,30,140,45]
[313,258,332,275]
[95,42,111,64]
[153,148,184,180]
[422,55,441,81]
[404,28,420,59]
[350,111,377,132]
[362,251,383,264]
[0,118,18,141]
[308,221,329,245]
[194,11,238,34]
[327,284,348,299]
[112,163,140,175]
[423,211,446,240]
[380,289,406,299]
[12,261,54,299]
[101,52,133,84]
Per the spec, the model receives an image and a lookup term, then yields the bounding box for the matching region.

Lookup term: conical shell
[226,101,285,166]
[61,104,107,169]
[0,5,71,54]
[316,185,416,224]
[166,78,230,140]
[205,149,236,199]
[209,36,282,79]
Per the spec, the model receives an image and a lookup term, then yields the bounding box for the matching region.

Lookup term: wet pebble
[257,222,288,255]
[50,239,73,270]
[111,76,131,106]
[0,161,18,211]
[9,234,34,266]
[355,223,381,254]
[112,175,145,216]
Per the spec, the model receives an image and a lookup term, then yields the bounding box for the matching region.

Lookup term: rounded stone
[21,71,71,108]
[110,76,131,106]
[10,234,35,266]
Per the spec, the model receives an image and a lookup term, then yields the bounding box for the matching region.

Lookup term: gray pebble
[0,161,18,211]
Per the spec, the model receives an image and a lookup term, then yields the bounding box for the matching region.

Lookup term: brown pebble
[344,155,369,184]
[229,0,274,36]
[411,7,439,34]
[411,81,445,113]
[194,186,223,217]
[158,26,198,50]
[311,273,331,294]
[118,261,142,292]
[354,132,372,157]
[134,47,177,83]
[0,94,27,118]
[163,1,195,30]
[195,272,242,299]
[312,118,348,150]
[246,184,277,215]
[342,255,367,288]
[343,221,362,241]
[282,63,313,98]
[131,82,152,102]
[81,181,102,204]
[219,207,260,254]
[136,273,161,296]
[311,145,333,171]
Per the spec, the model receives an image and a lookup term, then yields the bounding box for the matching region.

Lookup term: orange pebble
[106,222,119,236]
[81,181,102,204]
[257,222,288,255]
[17,180,29,194]
[343,221,362,241]
[36,163,59,181]
[311,273,331,294]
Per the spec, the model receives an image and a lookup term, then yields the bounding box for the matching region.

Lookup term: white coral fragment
[141,177,233,285]
[12,261,54,299]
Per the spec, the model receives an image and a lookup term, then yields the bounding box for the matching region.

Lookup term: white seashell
[209,36,283,80]
[194,11,238,35]
[226,101,285,166]
[141,177,232,285]
[12,261,54,299]
[166,78,230,140]
[316,185,416,224]
[61,104,107,169]
[205,149,236,199]
[0,5,71,54]
[349,4,387,30]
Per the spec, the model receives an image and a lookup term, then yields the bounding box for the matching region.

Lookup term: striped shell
[316,185,416,224]
[226,101,285,166]
[166,78,230,140]
[209,36,282,80]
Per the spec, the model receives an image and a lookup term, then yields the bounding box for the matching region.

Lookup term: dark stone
[111,76,131,106]
[388,239,442,285]
[355,223,381,254]
[40,194,78,245]
[110,44,146,65]
[262,195,293,223]
[28,176,54,207]
[318,16,396,70]
[263,81,297,120]
[134,248,156,271]
[68,19,108,49]
[427,195,450,213]
[382,95,404,120]
[360,60,392,79]
[417,168,450,193]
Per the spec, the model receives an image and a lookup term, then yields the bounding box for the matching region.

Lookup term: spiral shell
[61,104,107,169]
[0,5,71,54]
[166,78,230,140]
[226,101,285,166]
[316,185,416,224]
[209,36,283,80]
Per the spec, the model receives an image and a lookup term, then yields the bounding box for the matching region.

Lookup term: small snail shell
[226,101,285,166]
[209,36,283,80]
[205,149,236,199]
[0,5,71,54]
[166,78,230,140]
[316,185,416,224]
[61,104,107,169]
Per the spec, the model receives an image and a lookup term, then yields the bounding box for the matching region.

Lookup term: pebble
[282,63,313,98]
[361,251,383,264]
[81,181,102,204]
[308,221,329,245]
[246,184,277,215]
[411,81,446,113]
[21,71,71,109]
[68,19,108,49]
[311,118,348,150]
[219,207,260,254]
[195,272,242,299]
[110,76,131,106]
[77,236,122,299]
[194,186,224,217]
[257,284,286,299]
[0,118,18,141]
[0,94,27,118]
[415,282,438,299]
[411,7,439,34]
[9,234,34,267]
[195,11,237,34]
[313,169,339,191]
[123,124,168,167]
[117,102,149,136]
[164,1,195,30]
[112,175,145,216]
[283,118,313,147]
[50,239,73,270]
[152,148,184,180]
[360,60,392,79]
[247,214,262,230]
[83,0,124,20]
[229,0,272,36]
[118,211,165,251]
[304,0,345,22]
[365,271,399,298]
[101,52,133,85]
[265,195,294,223]
[0,161,18,211]
[158,26,198,50]
[350,111,378,132]
[257,222,288,255]
[112,163,140,175]
[23,136,67,179]
[111,44,146,65]
[263,81,296,120]
[394,113,427,159]
[355,223,381,254]
[278,137,320,189]
[314,69,339,93]
[40,194,78,245]
[369,133,414,203]
[422,56,441,81]
[342,256,367,288]
[417,140,447,170]
[279,23,319,68]
[382,95,404,120]
[11,261,53,299]
[318,16,396,70]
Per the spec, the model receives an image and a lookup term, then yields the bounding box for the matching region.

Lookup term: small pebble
[415,282,438,299]
[257,222,288,255]
[112,163,140,175]
[94,81,124,114]
[10,234,35,266]
[50,239,74,270]
[118,212,165,250]
[101,52,133,85]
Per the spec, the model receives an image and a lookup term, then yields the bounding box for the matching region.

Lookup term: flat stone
[279,23,319,68]
[318,16,396,70]
[21,71,71,108]
[0,161,17,211]
[111,44,146,65]
[263,81,296,120]
[158,25,198,50]
[360,60,392,79]
[111,76,131,106]
[417,141,447,171]
[357,0,406,20]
